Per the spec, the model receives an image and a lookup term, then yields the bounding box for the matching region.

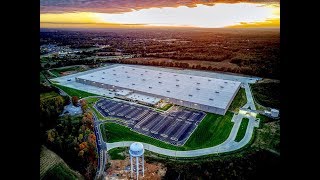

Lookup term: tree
[72,96,79,106]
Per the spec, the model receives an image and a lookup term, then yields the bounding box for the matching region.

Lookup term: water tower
[129,142,144,179]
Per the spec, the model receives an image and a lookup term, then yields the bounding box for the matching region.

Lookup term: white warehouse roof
[77,65,241,109]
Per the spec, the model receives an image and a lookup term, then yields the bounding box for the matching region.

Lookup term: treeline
[45,100,97,180]
[251,81,280,109]
[119,59,277,78]
[148,149,280,179]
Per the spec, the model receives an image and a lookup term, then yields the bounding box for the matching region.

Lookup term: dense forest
[40,84,97,179]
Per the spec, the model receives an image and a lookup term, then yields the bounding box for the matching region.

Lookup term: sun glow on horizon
[40,3,280,28]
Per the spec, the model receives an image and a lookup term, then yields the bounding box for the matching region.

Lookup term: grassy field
[228,88,247,112]
[102,112,234,150]
[40,146,84,180]
[158,104,173,111]
[235,118,249,142]
[108,147,127,160]
[250,80,280,109]
[53,84,98,98]
[184,112,234,149]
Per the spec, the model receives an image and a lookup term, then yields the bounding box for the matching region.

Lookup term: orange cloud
[40,0,280,14]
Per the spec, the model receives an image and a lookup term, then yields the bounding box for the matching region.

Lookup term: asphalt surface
[95,98,206,146]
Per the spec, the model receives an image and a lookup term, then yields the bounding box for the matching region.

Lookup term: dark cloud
[40,0,280,14]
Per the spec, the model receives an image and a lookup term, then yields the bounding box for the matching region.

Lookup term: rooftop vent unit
[176,79,179,81]
[224,82,228,83]
[166,90,170,93]
[149,87,152,89]
[113,69,115,71]
[220,86,224,88]
[132,83,135,85]
[132,68,135,70]
[209,98,214,101]
[127,76,130,78]
[145,70,148,72]
[91,76,93,77]
[103,72,105,74]
[159,73,162,75]
[115,80,119,82]
[102,77,105,79]
[188,94,193,97]
[113,74,116,75]
[197,82,200,85]
[176,85,179,87]
[125,71,128,73]
[142,79,146,81]
[174,75,177,76]
[158,82,162,84]
[158,76,161,78]
[196,88,200,90]
[190,77,192,79]
[208,79,211,81]
[215,91,219,93]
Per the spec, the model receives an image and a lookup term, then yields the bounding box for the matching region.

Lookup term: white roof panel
[77,65,241,109]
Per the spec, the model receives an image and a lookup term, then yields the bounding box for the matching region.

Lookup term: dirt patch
[106,156,166,179]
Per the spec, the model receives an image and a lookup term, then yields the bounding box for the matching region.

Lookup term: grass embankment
[108,147,127,160]
[250,80,280,109]
[40,146,84,180]
[102,112,234,150]
[228,88,247,112]
[53,84,98,98]
[158,104,173,111]
[234,118,249,142]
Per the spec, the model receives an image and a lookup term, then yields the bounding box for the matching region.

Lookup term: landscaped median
[100,112,234,151]
[52,84,98,98]
[235,118,249,142]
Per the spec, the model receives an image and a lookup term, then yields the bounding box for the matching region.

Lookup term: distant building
[271,109,279,118]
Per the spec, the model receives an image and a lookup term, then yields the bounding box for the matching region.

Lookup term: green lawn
[102,112,234,150]
[53,84,98,98]
[234,118,249,142]
[228,88,247,112]
[49,70,61,77]
[158,104,173,111]
[85,97,101,105]
[184,112,234,149]
[108,147,127,160]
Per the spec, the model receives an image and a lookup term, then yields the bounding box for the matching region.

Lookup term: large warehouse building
[75,65,241,115]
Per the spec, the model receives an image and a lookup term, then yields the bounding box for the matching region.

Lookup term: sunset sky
[40,0,280,29]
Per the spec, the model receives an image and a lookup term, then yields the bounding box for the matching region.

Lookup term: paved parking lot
[95,98,206,146]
